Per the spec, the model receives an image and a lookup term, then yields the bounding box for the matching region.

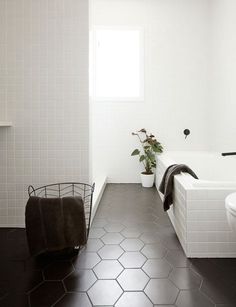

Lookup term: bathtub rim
[157,152,236,190]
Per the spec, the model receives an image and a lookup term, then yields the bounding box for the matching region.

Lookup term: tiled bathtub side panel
[168,177,187,253]
[186,190,236,257]
[156,161,187,253]
[156,157,236,257]
[186,189,236,201]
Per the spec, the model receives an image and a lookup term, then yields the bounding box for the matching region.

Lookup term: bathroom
[0,0,236,306]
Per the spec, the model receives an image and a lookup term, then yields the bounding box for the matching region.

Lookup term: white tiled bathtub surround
[0,0,89,227]
[156,152,236,258]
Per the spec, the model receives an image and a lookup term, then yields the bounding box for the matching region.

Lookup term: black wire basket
[28,182,95,239]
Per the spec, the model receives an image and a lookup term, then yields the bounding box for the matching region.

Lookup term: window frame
[91,26,145,103]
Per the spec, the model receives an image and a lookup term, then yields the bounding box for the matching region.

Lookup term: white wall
[210,0,236,152]
[0,0,89,226]
[2,0,235,225]
[91,0,210,183]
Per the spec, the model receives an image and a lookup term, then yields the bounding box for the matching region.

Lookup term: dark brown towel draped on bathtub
[159,164,198,211]
[25,196,87,256]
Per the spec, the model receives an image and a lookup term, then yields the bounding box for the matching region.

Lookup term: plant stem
[136,133,147,171]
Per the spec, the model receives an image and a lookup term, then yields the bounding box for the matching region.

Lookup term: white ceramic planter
[140,173,155,188]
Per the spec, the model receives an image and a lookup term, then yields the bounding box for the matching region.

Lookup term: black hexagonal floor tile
[93,260,123,279]
[54,293,92,307]
[145,279,179,304]
[104,223,125,233]
[138,222,158,233]
[201,278,236,304]
[119,252,146,268]
[91,218,108,228]
[95,209,110,219]
[9,270,43,294]
[83,238,104,252]
[155,224,176,235]
[98,245,124,259]
[140,232,161,244]
[73,252,101,269]
[44,261,74,280]
[212,260,236,287]
[121,227,141,238]
[120,239,144,251]
[107,214,125,223]
[88,280,123,305]
[101,233,124,244]
[169,268,202,290]
[7,229,30,261]
[165,249,191,268]
[115,292,153,307]
[29,281,65,307]
[143,259,172,278]
[89,228,106,239]
[24,254,54,271]
[190,258,220,280]
[64,269,97,292]
[162,235,182,250]
[141,243,167,258]
[117,269,149,291]
[0,293,30,307]
[176,290,214,307]
[0,281,8,299]
[156,216,172,227]
[0,258,25,281]
[2,185,236,307]
[211,258,236,269]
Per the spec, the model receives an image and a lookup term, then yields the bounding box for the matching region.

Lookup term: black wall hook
[183,129,190,139]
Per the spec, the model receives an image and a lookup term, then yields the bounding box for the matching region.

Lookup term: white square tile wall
[0,0,89,226]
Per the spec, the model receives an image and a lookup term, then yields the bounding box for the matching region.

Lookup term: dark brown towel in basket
[25,196,87,256]
[159,164,198,211]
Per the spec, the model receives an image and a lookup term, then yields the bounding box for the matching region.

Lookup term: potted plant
[131,128,163,187]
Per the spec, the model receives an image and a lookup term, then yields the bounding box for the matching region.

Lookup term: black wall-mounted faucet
[221,152,236,156]
[183,129,190,139]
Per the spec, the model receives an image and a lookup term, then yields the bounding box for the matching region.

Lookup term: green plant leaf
[139,155,145,162]
[131,149,140,156]
[153,146,162,153]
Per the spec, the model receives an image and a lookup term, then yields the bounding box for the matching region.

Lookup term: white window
[92,27,144,102]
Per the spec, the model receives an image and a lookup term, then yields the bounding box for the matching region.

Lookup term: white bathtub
[156,151,236,258]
